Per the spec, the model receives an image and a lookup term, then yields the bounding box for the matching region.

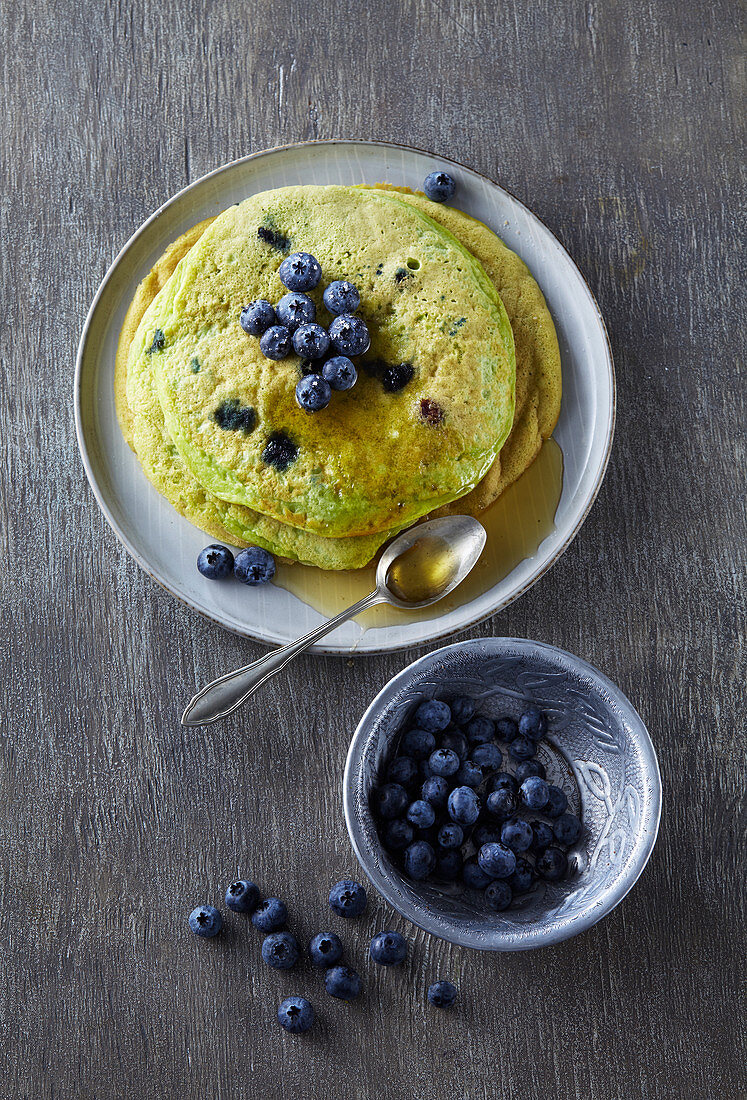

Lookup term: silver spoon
[181,515,486,727]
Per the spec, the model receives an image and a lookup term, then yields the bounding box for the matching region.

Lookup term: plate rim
[74,138,616,654]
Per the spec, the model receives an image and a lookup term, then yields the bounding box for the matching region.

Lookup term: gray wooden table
[2,1,744,1097]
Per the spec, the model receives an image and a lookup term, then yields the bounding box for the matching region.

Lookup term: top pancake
[129,185,516,539]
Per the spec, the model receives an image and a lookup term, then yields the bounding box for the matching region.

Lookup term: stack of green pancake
[116,184,561,569]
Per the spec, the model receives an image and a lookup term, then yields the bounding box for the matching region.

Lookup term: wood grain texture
[1,0,744,1096]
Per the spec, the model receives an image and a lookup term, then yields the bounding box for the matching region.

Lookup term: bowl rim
[343,637,662,951]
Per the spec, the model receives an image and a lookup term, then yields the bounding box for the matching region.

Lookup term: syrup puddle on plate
[274,437,563,630]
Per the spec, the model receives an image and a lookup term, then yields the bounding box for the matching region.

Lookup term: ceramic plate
[75,141,614,653]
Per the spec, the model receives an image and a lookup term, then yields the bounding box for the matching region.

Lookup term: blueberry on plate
[530,821,554,852]
[486,788,517,820]
[262,931,299,970]
[488,771,518,794]
[370,930,407,965]
[495,716,519,742]
[427,980,457,1008]
[447,785,481,826]
[188,905,222,938]
[240,299,276,335]
[401,727,436,760]
[224,879,260,913]
[449,695,476,725]
[403,840,436,880]
[553,812,583,846]
[509,857,535,894]
[508,735,536,761]
[519,776,550,810]
[501,817,534,854]
[455,760,483,789]
[325,965,362,1001]
[437,822,464,849]
[372,782,409,820]
[329,879,367,918]
[234,546,276,586]
[470,742,502,774]
[252,897,287,932]
[292,322,330,360]
[472,824,502,848]
[406,799,436,830]
[423,170,456,202]
[428,748,460,777]
[277,996,315,1033]
[515,760,547,783]
[329,313,370,356]
[413,699,452,733]
[382,817,414,852]
[462,859,492,890]
[279,251,322,292]
[296,374,332,412]
[519,705,547,740]
[478,842,517,880]
[464,715,495,745]
[439,729,469,758]
[259,323,293,360]
[421,775,450,809]
[537,846,568,881]
[323,279,361,315]
[386,755,418,787]
[197,544,234,580]
[544,785,569,819]
[485,880,513,911]
[309,931,343,968]
[275,291,316,332]
[322,355,357,391]
[435,850,463,880]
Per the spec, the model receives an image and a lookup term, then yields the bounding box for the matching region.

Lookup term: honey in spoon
[384,536,458,603]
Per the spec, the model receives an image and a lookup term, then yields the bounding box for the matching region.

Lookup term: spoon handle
[181,589,383,726]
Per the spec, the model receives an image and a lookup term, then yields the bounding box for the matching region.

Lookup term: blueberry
[455,760,483,789]
[403,840,436,880]
[259,324,293,360]
[214,398,256,434]
[421,775,450,808]
[509,857,535,894]
[423,170,456,202]
[197,544,234,580]
[372,783,409,820]
[519,776,550,810]
[234,546,276,586]
[325,965,362,1001]
[470,743,502,774]
[427,980,457,1008]
[329,313,370,356]
[478,842,517,880]
[488,772,518,794]
[308,931,343,967]
[329,880,367,918]
[501,818,534,853]
[370,930,407,966]
[537,846,568,881]
[472,824,502,848]
[188,905,222,938]
[414,700,452,733]
[485,880,513,911]
[530,821,554,852]
[386,755,418,786]
[380,361,414,392]
[382,817,414,851]
[428,748,460,778]
[292,322,330,360]
[240,299,275,335]
[435,850,463,880]
[486,788,517,820]
[262,431,298,471]
[419,759,433,781]
[465,716,495,745]
[515,760,547,783]
[323,279,361,315]
[462,859,492,890]
[262,931,300,970]
[448,785,481,826]
[225,879,260,913]
[401,727,436,760]
[508,736,536,761]
[279,251,322,292]
[518,705,547,740]
[449,696,476,725]
[277,996,315,1033]
[545,785,568,819]
[439,729,469,758]
[553,813,583,846]
[437,822,464,849]
[296,374,331,412]
[276,292,316,332]
[322,355,357,390]
[252,898,287,932]
[407,799,436,830]
[495,716,519,742]
[147,328,166,354]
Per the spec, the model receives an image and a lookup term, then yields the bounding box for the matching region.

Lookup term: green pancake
[130,185,515,539]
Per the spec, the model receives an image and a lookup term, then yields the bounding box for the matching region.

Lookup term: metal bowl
[343,638,661,950]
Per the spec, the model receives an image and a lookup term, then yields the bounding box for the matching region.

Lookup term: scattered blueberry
[276,292,316,332]
[380,361,415,392]
[544,785,569,819]
[515,760,547,783]
[428,748,460,777]
[240,299,275,335]
[485,880,513,911]
[462,859,492,890]
[519,705,547,740]
[478,842,517,880]
[413,700,452,733]
[322,355,357,390]
[401,727,436,760]
[470,742,503,773]
[147,328,166,354]
[259,324,293,360]
[277,996,314,1034]
[383,818,414,851]
[252,898,287,932]
[495,716,519,742]
[257,225,290,252]
[197,544,234,580]
[214,398,256,434]
[486,787,517,820]
[279,251,322,292]
[262,931,299,970]
[449,696,476,725]
[325,965,362,1001]
[427,980,457,1008]
[509,857,535,894]
[225,879,260,913]
[329,880,367,918]
[553,813,583,846]
[370,930,407,966]
[439,729,469,758]
[188,905,222,938]
[262,431,298,471]
[323,279,360,315]
[488,772,518,794]
[423,170,456,203]
[329,313,370,356]
[501,817,534,854]
[537,846,569,881]
[508,736,536,761]
[292,322,330,360]
[455,760,484,789]
[386,755,418,786]
[519,776,550,810]
[447,786,481,826]
[435,850,463,880]
[308,931,343,968]
[403,840,436,880]
[530,821,554,852]
[421,775,450,808]
[234,546,276,586]
[407,799,436,830]
[437,822,464,849]
[373,783,409,820]
[465,716,495,745]
[296,374,332,412]
[472,824,502,848]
